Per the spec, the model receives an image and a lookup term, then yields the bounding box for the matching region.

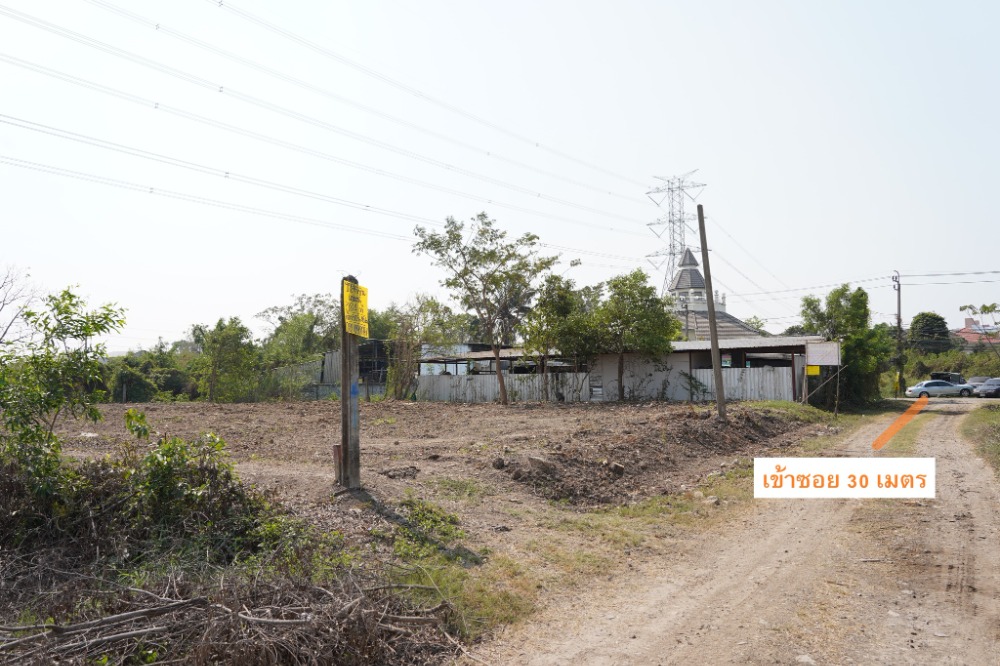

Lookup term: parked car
[930,372,966,384]
[974,378,1000,398]
[968,376,991,388]
[905,380,974,398]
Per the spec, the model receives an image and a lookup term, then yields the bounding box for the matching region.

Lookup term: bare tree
[385,296,471,400]
[0,266,36,347]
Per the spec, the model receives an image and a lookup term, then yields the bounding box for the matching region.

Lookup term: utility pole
[338,275,366,489]
[893,270,904,398]
[698,204,726,423]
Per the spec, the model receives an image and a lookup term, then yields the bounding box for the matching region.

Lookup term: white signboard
[755,457,935,499]
[806,341,841,366]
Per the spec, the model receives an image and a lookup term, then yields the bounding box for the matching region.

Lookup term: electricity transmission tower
[645,171,705,296]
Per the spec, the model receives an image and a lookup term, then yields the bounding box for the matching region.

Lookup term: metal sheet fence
[691,366,794,402]
[416,372,592,403]
[266,359,325,399]
[266,350,383,400]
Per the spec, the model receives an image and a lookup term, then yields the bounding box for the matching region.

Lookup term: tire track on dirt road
[860,399,1000,665]
[490,401,1000,665]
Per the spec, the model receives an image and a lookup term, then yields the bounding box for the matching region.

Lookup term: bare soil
[59,400,813,525]
[487,398,1000,665]
[58,398,1000,664]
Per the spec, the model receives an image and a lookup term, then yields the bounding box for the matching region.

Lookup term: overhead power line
[707,215,792,289]
[4,5,787,306]
[0,8,866,318]
[201,0,649,189]
[535,242,639,262]
[1,112,647,267]
[0,53,648,237]
[0,113,446,224]
[901,270,1000,278]
[79,0,646,207]
[0,6,648,226]
[0,152,640,272]
[728,275,891,298]
[677,220,788,316]
[1,150,798,318]
[907,279,1000,287]
[0,114,446,219]
[0,154,415,240]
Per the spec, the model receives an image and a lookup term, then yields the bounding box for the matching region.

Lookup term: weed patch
[962,404,1000,473]
[369,495,536,639]
[432,477,492,500]
[0,412,454,664]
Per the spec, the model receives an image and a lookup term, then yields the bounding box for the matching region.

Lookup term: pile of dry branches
[0,555,455,665]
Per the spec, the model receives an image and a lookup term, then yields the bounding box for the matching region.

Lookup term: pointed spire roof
[669,248,706,292]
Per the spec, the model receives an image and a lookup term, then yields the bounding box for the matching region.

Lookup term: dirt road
[491,400,1000,665]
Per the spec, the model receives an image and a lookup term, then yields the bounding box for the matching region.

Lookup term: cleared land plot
[56,400,850,652]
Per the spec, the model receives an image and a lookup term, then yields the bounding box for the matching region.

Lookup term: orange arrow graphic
[872,396,929,450]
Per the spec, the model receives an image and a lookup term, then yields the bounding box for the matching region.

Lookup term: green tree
[0,289,124,488]
[257,293,340,368]
[108,356,159,402]
[596,269,680,401]
[781,324,809,337]
[744,315,769,335]
[520,274,604,400]
[367,307,396,341]
[800,285,892,406]
[521,274,578,400]
[495,282,537,347]
[260,312,325,368]
[413,213,557,404]
[801,287,870,340]
[190,318,261,402]
[104,340,194,402]
[908,311,952,354]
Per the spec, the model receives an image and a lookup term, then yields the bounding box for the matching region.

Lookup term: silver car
[905,380,974,398]
[974,378,1000,398]
[968,376,991,389]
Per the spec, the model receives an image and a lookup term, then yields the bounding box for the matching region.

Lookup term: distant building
[953,317,999,347]
[419,343,494,375]
[667,248,761,340]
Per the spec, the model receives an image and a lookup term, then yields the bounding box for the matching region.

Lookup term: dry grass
[962,404,1000,473]
[879,412,935,457]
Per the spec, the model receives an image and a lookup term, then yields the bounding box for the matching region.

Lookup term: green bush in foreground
[1,409,277,566]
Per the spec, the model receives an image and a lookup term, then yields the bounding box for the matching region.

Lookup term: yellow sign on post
[342,281,369,338]
[806,365,821,376]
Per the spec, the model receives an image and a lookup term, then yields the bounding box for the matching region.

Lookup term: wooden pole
[835,364,841,417]
[339,276,362,489]
[697,204,727,423]
[790,357,797,402]
[893,270,904,398]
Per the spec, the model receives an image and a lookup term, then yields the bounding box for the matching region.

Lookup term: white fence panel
[691,367,793,402]
[415,367,792,403]
[416,372,591,403]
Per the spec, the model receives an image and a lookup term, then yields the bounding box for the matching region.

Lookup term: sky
[1,0,998,353]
